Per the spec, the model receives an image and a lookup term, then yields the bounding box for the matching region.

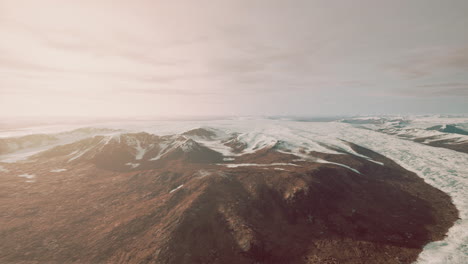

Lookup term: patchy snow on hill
[169,184,184,193]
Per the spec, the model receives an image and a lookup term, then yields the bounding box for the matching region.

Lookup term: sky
[1,0,467,117]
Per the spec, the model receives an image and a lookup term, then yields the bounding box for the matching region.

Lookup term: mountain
[0,127,119,160]
[426,124,468,135]
[341,117,411,127]
[33,132,224,171]
[182,127,218,140]
[0,126,459,264]
[0,134,57,155]
[341,117,468,154]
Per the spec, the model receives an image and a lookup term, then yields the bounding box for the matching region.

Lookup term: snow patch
[0,165,9,172]
[150,137,191,160]
[273,168,288,171]
[125,162,140,168]
[169,184,184,193]
[134,140,146,160]
[180,140,196,152]
[18,173,35,179]
[68,147,93,162]
[195,170,211,178]
[316,159,362,174]
[221,163,299,168]
[50,169,67,172]
[367,159,384,166]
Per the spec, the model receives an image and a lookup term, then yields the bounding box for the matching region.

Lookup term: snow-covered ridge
[2,119,465,170]
[13,131,222,171]
[0,124,384,169]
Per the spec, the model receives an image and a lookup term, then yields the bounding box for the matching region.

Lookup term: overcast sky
[1,0,467,117]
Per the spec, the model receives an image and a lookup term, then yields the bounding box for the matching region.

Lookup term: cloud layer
[1,0,468,117]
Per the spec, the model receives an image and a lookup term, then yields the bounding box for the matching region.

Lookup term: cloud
[418,82,468,96]
[0,55,66,73]
[430,87,468,96]
[121,87,220,96]
[0,52,195,85]
[2,0,468,116]
[392,82,468,97]
[417,82,468,88]
[387,47,468,79]
[4,18,190,68]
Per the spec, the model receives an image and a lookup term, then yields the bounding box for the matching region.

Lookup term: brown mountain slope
[0,134,458,264]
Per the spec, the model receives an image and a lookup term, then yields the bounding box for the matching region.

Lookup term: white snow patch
[221,163,299,168]
[0,165,9,172]
[195,170,211,178]
[292,158,306,162]
[273,168,288,171]
[150,142,171,161]
[169,184,184,193]
[196,140,234,156]
[68,147,93,162]
[50,169,67,172]
[18,173,35,179]
[180,140,196,152]
[150,137,191,160]
[367,159,384,166]
[134,140,146,160]
[103,133,122,145]
[125,162,140,168]
[316,159,362,174]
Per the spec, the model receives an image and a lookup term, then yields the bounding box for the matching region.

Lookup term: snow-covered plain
[0,117,466,263]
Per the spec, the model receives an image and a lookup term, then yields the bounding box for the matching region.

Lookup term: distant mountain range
[340,117,468,154]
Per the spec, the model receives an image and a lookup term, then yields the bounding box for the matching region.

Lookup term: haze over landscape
[1,0,468,117]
